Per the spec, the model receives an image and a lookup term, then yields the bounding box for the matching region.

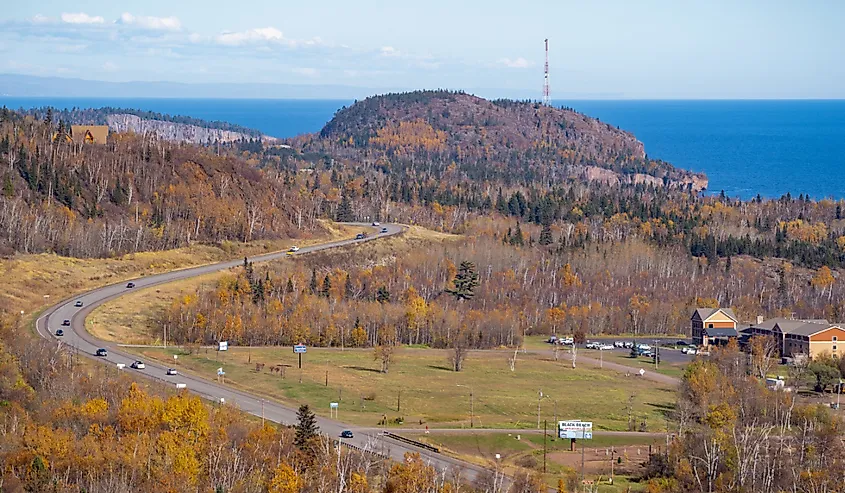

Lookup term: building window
[708,324,714,328]
[834,345,838,352]
[834,336,838,342]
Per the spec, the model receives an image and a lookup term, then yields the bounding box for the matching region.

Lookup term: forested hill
[318,90,708,190]
[18,106,268,144]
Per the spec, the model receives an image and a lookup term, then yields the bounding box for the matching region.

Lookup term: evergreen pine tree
[322,274,332,297]
[286,277,295,294]
[294,404,320,450]
[725,255,732,274]
[446,261,480,301]
[539,224,554,246]
[344,274,353,299]
[309,269,318,294]
[376,286,391,303]
[336,194,354,222]
[510,222,525,246]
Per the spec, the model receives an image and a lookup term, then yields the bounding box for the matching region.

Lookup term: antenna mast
[543,38,551,106]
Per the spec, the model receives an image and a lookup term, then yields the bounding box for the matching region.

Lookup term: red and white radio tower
[542,38,551,106]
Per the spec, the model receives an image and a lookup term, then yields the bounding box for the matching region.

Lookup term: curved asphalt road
[35,223,501,484]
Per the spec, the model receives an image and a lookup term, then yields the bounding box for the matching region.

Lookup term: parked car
[676,340,689,346]
[130,361,146,370]
[637,344,651,351]
[61,319,71,326]
[381,227,388,233]
[600,344,614,351]
[55,329,64,336]
[372,221,380,226]
[95,348,108,357]
[685,349,697,355]
[126,282,135,288]
[623,342,635,349]
[614,341,625,348]
[166,368,178,376]
[74,300,83,307]
[548,336,558,344]
[340,430,354,438]
[559,337,574,345]
[288,246,300,252]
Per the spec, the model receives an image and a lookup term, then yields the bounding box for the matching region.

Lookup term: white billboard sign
[559,420,593,440]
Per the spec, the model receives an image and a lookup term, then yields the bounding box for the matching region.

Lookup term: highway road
[35,223,501,485]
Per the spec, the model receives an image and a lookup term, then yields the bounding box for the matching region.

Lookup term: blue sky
[2,0,843,98]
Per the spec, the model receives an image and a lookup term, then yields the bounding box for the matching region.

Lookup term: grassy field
[130,345,676,431]
[580,350,689,379]
[406,431,658,492]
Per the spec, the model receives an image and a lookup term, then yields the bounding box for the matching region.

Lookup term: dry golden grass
[1,221,365,319]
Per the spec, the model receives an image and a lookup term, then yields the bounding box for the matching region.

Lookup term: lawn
[131,345,676,431]
[406,431,656,492]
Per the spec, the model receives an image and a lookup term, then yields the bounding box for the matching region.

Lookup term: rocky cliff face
[106,114,269,144]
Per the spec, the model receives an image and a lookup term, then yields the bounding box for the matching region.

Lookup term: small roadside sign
[293,344,307,354]
[217,367,225,376]
[218,341,228,351]
[330,402,339,409]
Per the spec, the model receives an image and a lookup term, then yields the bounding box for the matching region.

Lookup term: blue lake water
[2,97,843,200]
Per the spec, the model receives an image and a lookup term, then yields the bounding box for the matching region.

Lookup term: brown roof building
[71,125,109,144]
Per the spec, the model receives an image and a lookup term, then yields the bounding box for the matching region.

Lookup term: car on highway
[340,430,354,438]
[381,227,388,233]
[55,329,64,336]
[61,319,71,326]
[288,246,300,252]
[372,221,380,226]
[355,233,366,240]
[130,361,146,370]
[126,282,135,288]
[74,300,83,307]
[95,348,108,357]
[166,368,178,376]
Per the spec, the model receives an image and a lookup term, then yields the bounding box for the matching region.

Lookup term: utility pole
[397,389,401,412]
[537,389,543,429]
[470,390,474,428]
[543,419,548,473]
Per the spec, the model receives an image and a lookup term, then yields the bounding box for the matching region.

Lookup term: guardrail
[382,431,441,453]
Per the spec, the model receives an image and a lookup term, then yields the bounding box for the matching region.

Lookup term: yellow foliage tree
[268,461,302,493]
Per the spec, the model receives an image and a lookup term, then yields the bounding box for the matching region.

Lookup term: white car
[166,368,178,376]
[637,344,652,351]
[685,349,697,355]
[372,221,380,226]
[288,246,300,252]
[614,341,625,348]
[600,344,614,351]
[130,361,145,370]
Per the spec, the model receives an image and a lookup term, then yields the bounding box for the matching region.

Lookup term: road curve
[35,223,498,484]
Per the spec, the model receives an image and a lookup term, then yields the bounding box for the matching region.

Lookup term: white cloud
[117,13,182,31]
[102,61,119,72]
[61,12,105,25]
[380,46,400,57]
[31,14,55,24]
[292,67,318,77]
[497,57,534,69]
[216,27,284,46]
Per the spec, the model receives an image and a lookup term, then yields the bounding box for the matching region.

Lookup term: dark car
[55,329,64,336]
[355,233,365,240]
[74,300,83,307]
[95,348,108,357]
[676,340,689,346]
[381,227,388,233]
[340,430,354,438]
[126,282,136,288]
[61,319,71,326]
